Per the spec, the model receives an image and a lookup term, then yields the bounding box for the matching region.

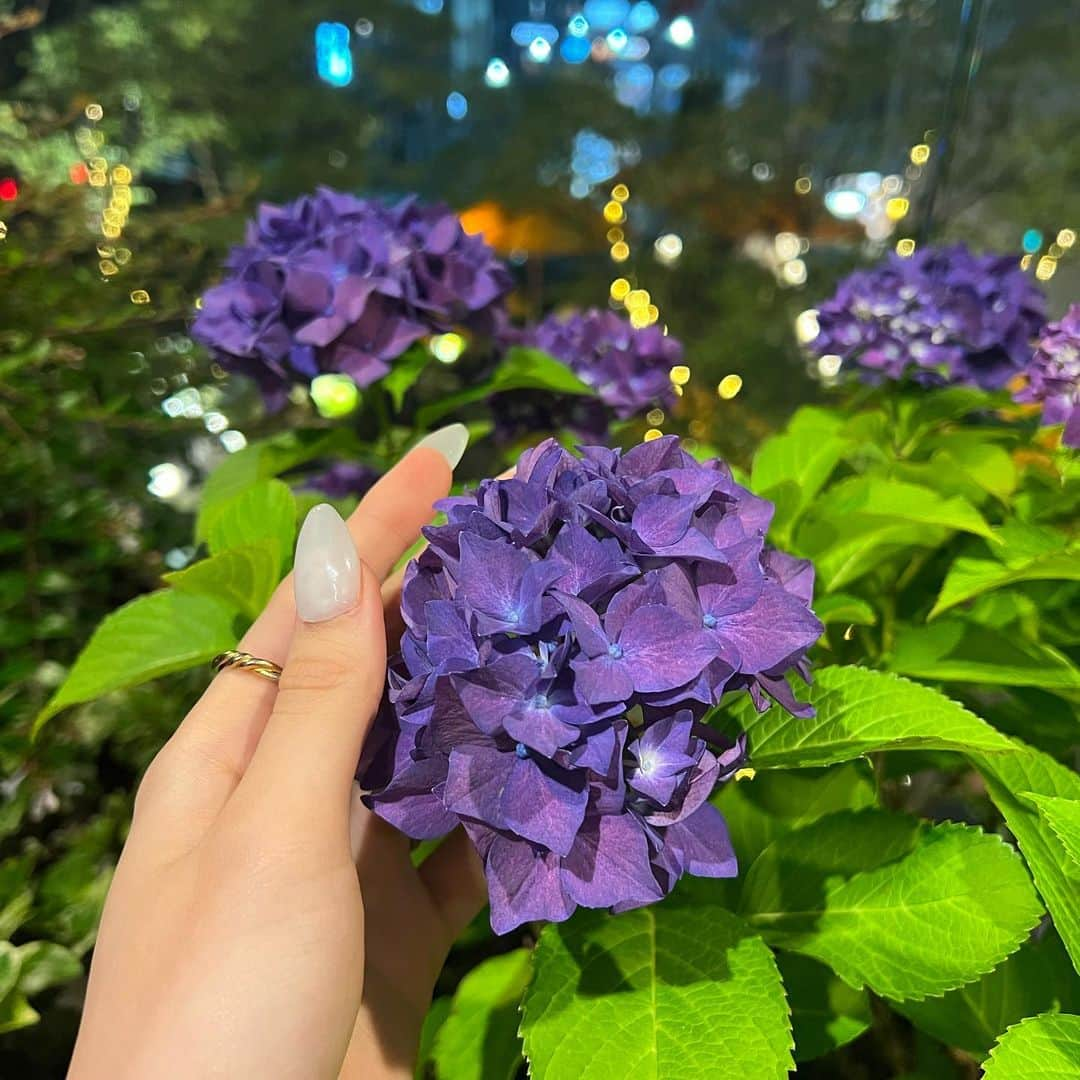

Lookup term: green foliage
[202,479,297,574]
[521,905,794,1079]
[776,952,871,1062]
[980,1012,1080,1079]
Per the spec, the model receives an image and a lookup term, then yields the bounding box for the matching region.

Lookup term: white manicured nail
[294,504,360,623]
[413,423,469,470]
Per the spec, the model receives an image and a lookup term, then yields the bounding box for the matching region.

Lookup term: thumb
[236,504,387,830]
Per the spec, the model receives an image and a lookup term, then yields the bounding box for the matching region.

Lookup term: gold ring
[211,650,283,683]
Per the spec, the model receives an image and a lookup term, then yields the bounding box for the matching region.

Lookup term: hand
[70,427,488,1080]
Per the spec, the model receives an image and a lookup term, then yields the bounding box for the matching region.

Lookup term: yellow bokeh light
[645,304,659,323]
[429,332,465,364]
[794,176,812,195]
[717,374,743,400]
[629,308,650,329]
[101,223,122,239]
[1036,256,1057,281]
[130,289,151,304]
[112,164,133,185]
[610,241,630,262]
[896,238,916,257]
[114,247,132,265]
[98,259,118,276]
[85,103,104,121]
[612,183,629,202]
[669,364,691,386]
[1056,228,1076,249]
[672,384,683,397]
[1048,243,1064,259]
[910,144,930,165]
[734,767,756,782]
[310,373,360,417]
[606,227,624,244]
[88,171,108,188]
[625,288,650,309]
[603,200,625,224]
[886,197,910,221]
[610,277,631,300]
[795,309,820,345]
[0,221,7,241]
[643,428,663,442]
[1020,254,1033,271]
[646,408,665,426]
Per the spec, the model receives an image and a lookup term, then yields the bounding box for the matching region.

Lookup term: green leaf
[520,905,793,1079]
[0,992,39,1035]
[889,620,1080,690]
[432,949,530,1080]
[981,1012,1080,1079]
[383,347,432,411]
[415,997,452,1080]
[0,943,21,1002]
[196,428,357,540]
[813,593,878,627]
[163,542,282,619]
[1023,795,1080,869]
[897,388,991,447]
[15,941,83,997]
[975,747,1080,971]
[776,952,871,1062]
[931,551,1080,618]
[740,812,1044,1000]
[894,932,1079,1056]
[35,589,238,730]
[931,440,1017,501]
[417,347,594,427]
[725,665,1016,770]
[205,479,297,573]
[714,762,878,875]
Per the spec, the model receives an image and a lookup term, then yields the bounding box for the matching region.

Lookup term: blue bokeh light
[561,36,590,63]
[446,91,468,120]
[315,23,353,88]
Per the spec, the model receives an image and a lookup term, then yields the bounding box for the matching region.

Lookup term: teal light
[1022,228,1044,254]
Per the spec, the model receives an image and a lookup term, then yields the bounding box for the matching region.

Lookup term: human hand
[69,425,488,1080]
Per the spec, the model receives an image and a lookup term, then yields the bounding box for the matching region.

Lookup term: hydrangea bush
[809,244,1045,388]
[1015,303,1080,447]
[360,436,821,931]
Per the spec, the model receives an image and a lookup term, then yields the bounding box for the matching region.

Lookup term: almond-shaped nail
[294,504,360,623]
[413,422,469,470]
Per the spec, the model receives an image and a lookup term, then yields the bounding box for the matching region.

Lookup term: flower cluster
[191,187,513,408]
[300,461,381,500]
[810,244,1045,389]
[1014,304,1080,448]
[527,308,680,419]
[360,437,822,933]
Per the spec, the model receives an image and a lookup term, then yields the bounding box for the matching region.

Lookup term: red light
[69,163,88,185]
[0,178,18,201]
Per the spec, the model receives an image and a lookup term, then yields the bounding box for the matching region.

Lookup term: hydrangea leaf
[0,992,38,1035]
[34,590,238,731]
[1023,794,1080,869]
[414,996,452,1080]
[163,542,281,619]
[931,439,1018,501]
[975,748,1080,972]
[520,905,793,1079]
[889,620,1080,690]
[812,593,878,627]
[0,943,20,1002]
[726,665,1016,769]
[15,942,83,998]
[776,952,871,1062]
[383,346,431,411]
[714,762,877,875]
[432,949,530,1080]
[739,812,1044,1000]
[981,1012,1080,1079]
[894,932,1079,1056]
[204,479,297,575]
[931,551,1080,618]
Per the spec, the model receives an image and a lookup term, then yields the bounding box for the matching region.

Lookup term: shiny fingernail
[294,504,360,623]
[412,423,469,470]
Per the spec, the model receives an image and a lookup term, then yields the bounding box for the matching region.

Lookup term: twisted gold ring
[211,650,283,683]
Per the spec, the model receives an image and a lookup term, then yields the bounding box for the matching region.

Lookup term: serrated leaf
[776,952,871,1062]
[740,812,1044,1000]
[975,748,1080,972]
[417,347,593,427]
[35,590,238,730]
[15,942,83,997]
[1023,795,1080,870]
[931,551,1080,618]
[725,665,1015,770]
[813,593,878,627]
[432,949,530,1080]
[196,428,359,540]
[894,932,1079,1056]
[889,620,1080,690]
[204,479,296,573]
[520,905,793,1080]
[981,1012,1080,1079]
[384,346,432,411]
[164,542,281,619]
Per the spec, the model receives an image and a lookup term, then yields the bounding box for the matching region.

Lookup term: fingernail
[412,423,469,470]
[294,504,360,623]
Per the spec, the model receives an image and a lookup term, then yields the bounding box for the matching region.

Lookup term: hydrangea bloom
[360,437,822,933]
[810,244,1045,389]
[1014,304,1080,448]
[300,461,381,499]
[192,187,513,408]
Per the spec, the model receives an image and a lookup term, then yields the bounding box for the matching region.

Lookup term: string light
[643,428,663,441]
[610,277,631,301]
[611,183,629,201]
[1057,228,1076,249]
[794,176,812,195]
[610,240,630,262]
[1035,256,1057,281]
[717,374,742,399]
[896,238,916,257]
[669,365,691,386]
[910,143,930,165]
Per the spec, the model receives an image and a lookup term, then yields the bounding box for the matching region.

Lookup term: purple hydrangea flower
[360,436,822,934]
[1014,304,1080,448]
[810,244,1045,389]
[192,187,513,408]
[300,461,381,500]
